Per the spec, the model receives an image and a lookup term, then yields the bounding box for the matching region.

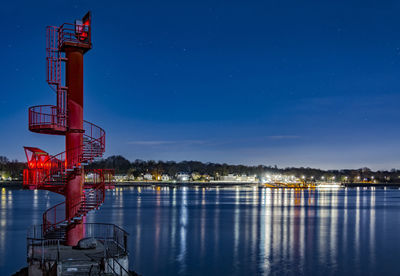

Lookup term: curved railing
[37,120,105,186]
[42,170,114,236]
[83,120,105,160]
[28,105,108,241]
[36,120,107,237]
[42,201,65,234]
[43,182,105,237]
[28,105,67,132]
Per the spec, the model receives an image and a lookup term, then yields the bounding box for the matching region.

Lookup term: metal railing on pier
[27,223,129,263]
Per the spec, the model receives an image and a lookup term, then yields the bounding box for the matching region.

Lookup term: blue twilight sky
[1,0,400,170]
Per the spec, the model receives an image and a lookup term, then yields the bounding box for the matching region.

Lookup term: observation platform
[27,223,131,276]
[29,124,67,135]
[28,105,67,135]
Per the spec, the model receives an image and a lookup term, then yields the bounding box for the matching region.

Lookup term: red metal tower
[23,12,114,246]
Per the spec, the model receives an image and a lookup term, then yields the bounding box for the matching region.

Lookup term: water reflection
[355,188,361,265]
[177,187,188,274]
[233,187,240,270]
[0,188,7,258]
[369,188,376,267]
[0,186,397,276]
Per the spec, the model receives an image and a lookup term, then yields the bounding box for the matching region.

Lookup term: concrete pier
[27,223,130,276]
[28,241,129,275]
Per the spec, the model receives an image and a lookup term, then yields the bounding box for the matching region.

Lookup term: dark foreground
[1,186,400,275]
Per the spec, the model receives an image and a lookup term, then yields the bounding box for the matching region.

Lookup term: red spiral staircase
[23,12,115,242]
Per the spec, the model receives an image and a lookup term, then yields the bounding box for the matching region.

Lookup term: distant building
[239,175,257,182]
[219,174,257,182]
[191,172,201,181]
[114,174,125,182]
[221,174,238,182]
[85,172,94,181]
[176,172,190,182]
[143,173,153,181]
[161,174,170,181]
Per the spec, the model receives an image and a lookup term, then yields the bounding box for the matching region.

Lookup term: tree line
[0,156,26,179]
[2,154,400,182]
[86,155,400,183]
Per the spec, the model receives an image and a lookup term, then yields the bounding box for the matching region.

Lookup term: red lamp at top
[75,12,91,42]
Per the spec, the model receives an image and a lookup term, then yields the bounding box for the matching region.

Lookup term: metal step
[61,261,100,276]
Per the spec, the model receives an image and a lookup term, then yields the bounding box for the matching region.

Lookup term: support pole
[65,48,84,246]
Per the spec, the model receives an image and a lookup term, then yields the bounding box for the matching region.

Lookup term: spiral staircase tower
[23,12,115,246]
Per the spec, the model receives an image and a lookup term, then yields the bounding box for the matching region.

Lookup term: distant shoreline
[115,181,258,187]
[0,181,22,188]
[115,181,400,188]
[3,181,400,189]
[342,182,400,188]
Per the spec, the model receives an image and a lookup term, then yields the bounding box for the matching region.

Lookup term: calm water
[1,186,400,275]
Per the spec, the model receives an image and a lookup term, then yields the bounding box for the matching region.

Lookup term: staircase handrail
[43,201,66,234]
[43,181,105,236]
[36,120,105,186]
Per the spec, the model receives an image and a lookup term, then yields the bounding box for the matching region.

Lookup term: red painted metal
[64,45,85,245]
[23,12,114,246]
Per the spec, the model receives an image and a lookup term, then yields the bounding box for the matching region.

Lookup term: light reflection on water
[2,186,400,275]
[0,188,6,258]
